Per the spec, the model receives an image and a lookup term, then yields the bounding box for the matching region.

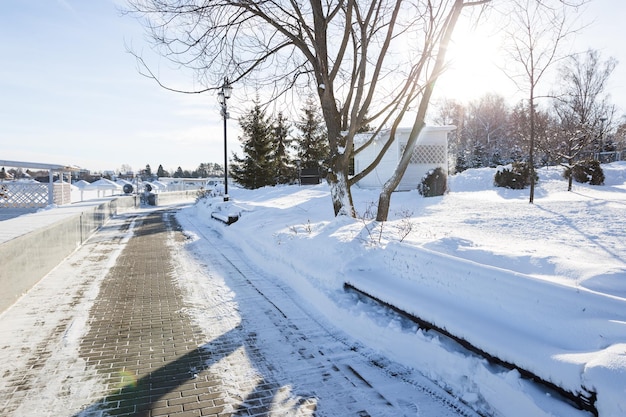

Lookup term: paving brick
[182,400,207,411]
[163,410,201,417]
[150,404,184,415]
[200,404,226,416]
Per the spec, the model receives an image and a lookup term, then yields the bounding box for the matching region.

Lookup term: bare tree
[126,0,489,219]
[464,93,510,166]
[500,0,584,203]
[552,49,617,190]
[369,1,490,221]
[119,164,133,176]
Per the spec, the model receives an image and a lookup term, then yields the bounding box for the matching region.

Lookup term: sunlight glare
[435,21,512,104]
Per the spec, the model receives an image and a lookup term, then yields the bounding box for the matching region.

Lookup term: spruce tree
[294,98,329,170]
[156,164,168,177]
[471,143,486,168]
[231,102,275,189]
[273,112,296,184]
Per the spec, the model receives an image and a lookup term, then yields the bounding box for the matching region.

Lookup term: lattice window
[0,182,48,208]
[400,144,447,164]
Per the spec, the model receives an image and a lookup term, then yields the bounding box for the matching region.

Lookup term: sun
[435,20,512,103]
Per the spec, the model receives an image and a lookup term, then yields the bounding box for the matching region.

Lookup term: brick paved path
[0,208,475,417]
[78,210,298,417]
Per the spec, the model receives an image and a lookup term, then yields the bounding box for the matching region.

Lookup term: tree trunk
[319,82,356,217]
[327,167,355,217]
[567,160,573,191]
[376,122,424,221]
[528,94,536,204]
[376,185,392,222]
[568,172,573,191]
[375,0,466,221]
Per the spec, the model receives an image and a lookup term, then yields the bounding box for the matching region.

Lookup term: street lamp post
[218,78,233,201]
[599,117,607,162]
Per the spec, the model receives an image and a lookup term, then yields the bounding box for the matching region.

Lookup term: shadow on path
[74,211,316,417]
[76,326,315,417]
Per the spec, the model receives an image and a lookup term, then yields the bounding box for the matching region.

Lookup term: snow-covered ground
[189,162,626,417]
[1,163,624,416]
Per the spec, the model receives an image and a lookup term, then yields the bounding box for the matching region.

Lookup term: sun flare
[436,21,511,103]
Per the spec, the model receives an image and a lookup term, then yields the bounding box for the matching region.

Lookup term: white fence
[0,181,72,208]
[595,151,624,163]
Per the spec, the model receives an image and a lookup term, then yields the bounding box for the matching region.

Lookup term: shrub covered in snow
[418,167,447,197]
[565,159,605,185]
[494,162,536,189]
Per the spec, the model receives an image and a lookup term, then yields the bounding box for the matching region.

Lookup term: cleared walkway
[76,210,232,416]
[0,207,476,417]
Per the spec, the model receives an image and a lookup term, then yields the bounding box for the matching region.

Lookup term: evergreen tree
[194,163,210,178]
[490,151,503,168]
[211,163,223,178]
[470,143,486,168]
[273,112,296,184]
[230,101,275,189]
[156,164,168,177]
[142,164,153,180]
[294,98,329,170]
[455,153,469,173]
[173,167,184,178]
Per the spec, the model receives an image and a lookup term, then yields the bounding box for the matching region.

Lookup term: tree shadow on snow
[534,203,624,263]
[74,325,316,417]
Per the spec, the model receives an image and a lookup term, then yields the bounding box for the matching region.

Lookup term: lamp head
[222,78,233,99]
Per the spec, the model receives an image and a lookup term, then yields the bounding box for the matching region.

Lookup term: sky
[1,0,625,174]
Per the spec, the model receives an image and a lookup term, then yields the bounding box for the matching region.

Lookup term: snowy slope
[188,162,626,417]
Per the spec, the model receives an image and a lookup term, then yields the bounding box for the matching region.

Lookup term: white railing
[0,181,72,208]
[594,151,624,163]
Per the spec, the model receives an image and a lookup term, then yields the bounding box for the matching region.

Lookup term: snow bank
[188,162,626,417]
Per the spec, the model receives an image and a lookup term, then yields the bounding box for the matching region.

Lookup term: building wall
[354,131,401,189]
[355,126,454,191]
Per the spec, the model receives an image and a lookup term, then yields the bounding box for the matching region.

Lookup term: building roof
[0,160,81,172]
[353,125,456,145]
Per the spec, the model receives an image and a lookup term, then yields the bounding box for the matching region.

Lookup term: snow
[189,162,626,417]
[1,162,625,417]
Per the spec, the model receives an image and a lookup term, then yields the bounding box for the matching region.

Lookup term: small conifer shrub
[566,159,605,185]
[418,167,447,197]
[494,162,537,189]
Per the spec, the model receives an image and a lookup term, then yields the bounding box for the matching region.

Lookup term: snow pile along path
[344,243,625,406]
[174,210,481,417]
[192,162,626,417]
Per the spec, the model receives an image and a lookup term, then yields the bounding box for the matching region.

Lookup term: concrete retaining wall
[0,196,137,313]
[150,190,198,206]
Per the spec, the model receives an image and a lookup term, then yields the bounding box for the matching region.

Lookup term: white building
[353,125,455,191]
